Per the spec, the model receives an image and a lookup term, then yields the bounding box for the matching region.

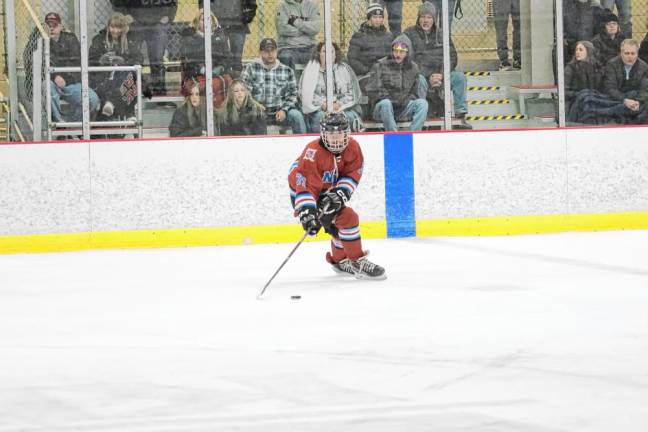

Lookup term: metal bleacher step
[466,98,518,116]
[466,85,509,101]
[464,70,522,87]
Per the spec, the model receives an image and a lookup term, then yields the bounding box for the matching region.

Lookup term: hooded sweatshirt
[365,33,426,111]
[404,1,458,76]
[276,0,321,49]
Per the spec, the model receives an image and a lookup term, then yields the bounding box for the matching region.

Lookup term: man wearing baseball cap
[240,37,306,134]
[23,11,99,124]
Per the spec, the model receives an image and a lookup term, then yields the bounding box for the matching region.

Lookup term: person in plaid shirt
[240,37,307,134]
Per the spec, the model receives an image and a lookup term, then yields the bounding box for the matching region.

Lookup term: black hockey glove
[299,207,321,236]
[318,187,350,216]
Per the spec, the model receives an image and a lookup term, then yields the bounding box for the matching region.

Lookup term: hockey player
[288,112,386,280]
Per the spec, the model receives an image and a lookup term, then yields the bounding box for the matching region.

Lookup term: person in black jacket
[89,13,144,120]
[215,79,267,136]
[110,0,177,95]
[180,10,233,108]
[347,4,393,79]
[602,39,648,123]
[592,12,624,67]
[24,12,99,123]
[564,40,601,113]
[199,0,257,76]
[169,80,207,137]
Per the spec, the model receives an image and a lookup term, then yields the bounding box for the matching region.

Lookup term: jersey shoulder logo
[304,148,317,162]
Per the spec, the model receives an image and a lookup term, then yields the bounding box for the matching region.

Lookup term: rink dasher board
[1,127,647,253]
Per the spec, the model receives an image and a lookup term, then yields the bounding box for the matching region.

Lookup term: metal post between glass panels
[323,0,334,113]
[79,0,91,140]
[204,0,214,136]
[32,39,43,140]
[442,0,452,130]
[555,0,566,127]
[6,0,18,140]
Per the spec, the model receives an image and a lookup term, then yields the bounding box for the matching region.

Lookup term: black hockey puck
[291,295,301,300]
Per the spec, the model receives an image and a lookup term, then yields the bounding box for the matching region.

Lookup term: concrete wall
[1,127,647,238]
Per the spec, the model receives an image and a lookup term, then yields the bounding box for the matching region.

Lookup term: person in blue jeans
[405,2,470,128]
[25,12,99,123]
[366,34,428,131]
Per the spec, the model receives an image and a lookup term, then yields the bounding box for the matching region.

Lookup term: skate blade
[353,272,387,281]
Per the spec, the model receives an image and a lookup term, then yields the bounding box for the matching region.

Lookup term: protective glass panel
[563,0,646,127]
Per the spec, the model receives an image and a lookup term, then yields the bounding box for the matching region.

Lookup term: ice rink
[1,230,648,431]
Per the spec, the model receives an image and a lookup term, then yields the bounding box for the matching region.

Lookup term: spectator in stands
[276,0,321,70]
[215,79,267,135]
[592,12,624,66]
[427,0,457,32]
[372,0,403,35]
[109,0,177,96]
[493,0,521,70]
[241,37,306,133]
[180,10,233,108]
[563,0,601,61]
[169,80,206,137]
[24,12,99,123]
[299,42,363,133]
[602,39,648,123]
[638,33,648,65]
[601,0,631,38]
[89,13,143,121]
[404,2,470,128]
[564,41,601,115]
[199,0,257,76]
[366,34,428,131]
[347,4,393,80]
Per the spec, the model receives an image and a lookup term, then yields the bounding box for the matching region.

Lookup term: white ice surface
[1,231,648,431]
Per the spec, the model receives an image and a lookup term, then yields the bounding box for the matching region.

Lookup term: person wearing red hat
[24,12,99,124]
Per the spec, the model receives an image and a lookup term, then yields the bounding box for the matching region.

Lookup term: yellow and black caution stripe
[467,86,500,91]
[465,114,526,121]
[467,99,510,105]
[464,71,491,77]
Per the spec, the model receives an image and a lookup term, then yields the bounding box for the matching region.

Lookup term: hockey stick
[257,232,309,299]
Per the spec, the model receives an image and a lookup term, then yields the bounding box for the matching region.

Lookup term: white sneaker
[101,101,114,117]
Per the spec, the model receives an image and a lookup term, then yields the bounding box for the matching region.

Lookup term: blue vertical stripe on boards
[383,133,416,237]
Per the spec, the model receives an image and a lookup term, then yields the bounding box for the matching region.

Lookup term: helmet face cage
[320,112,350,154]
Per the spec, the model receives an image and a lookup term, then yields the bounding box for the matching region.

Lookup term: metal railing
[47,64,144,139]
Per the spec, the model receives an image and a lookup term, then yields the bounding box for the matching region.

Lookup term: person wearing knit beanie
[418,1,437,18]
[366,3,384,20]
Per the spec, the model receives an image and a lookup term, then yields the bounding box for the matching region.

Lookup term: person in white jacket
[299,42,364,133]
[276,0,321,70]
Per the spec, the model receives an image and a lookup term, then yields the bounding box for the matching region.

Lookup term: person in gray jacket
[366,34,429,131]
[276,0,321,70]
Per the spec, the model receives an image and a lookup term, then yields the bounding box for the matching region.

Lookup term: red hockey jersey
[288,137,364,212]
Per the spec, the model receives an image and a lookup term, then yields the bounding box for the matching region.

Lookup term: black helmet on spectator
[320,112,350,154]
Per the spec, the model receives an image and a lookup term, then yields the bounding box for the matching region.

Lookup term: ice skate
[326,252,355,276]
[348,255,387,280]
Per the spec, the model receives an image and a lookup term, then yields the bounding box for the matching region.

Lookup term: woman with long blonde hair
[89,12,143,119]
[216,79,267,136]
